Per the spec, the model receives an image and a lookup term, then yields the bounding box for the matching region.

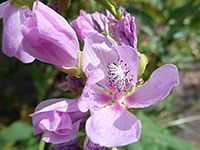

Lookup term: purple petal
[30,98,85,144]
[39,111,72,134]
[91,12,108,32]
[33,98,79,113]
[42,120,81,144]
[21,1,79,68]
[38,111,63,132]
[55,112,73,135]
[30,98,80,135]
[82,33,119,88]
[123,13,138,48]
[0,1,8,18]
[33,1,77,40]
[71,10,97,43]
[15,44,35,63]
[0,2,34,63]
[103,8,115,19]
[86,103,141,147]
[78,68,112,112]
[2,5,24,56]
[109,12,137,48]
[126,64,179,108]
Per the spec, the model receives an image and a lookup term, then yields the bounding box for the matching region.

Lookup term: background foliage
[0,0,200,149]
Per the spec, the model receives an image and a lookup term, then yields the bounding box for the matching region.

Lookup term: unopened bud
[138,54,148,77]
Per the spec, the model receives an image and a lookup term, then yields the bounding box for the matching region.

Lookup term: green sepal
[10,0,35,10]
[105,23,109,35]
[61,66,78,76]
[58,51,86,84]
[108,0,125,8]
[60,51,83,76]
[138,53,148,78]
[76,51,83,78]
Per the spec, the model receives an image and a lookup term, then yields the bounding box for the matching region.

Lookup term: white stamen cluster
[107,59,133,92]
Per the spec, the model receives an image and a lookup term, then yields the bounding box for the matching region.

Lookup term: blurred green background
[0,0,200,149]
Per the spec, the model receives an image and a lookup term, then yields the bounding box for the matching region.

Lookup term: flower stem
[39,133,46,150]
[94,0,121,20]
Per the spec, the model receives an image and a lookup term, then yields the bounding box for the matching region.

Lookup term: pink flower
[71,10,108,43]
[79,33,179,147]
[30,98,86,144]
[109,12,138,48]
[0,1,34,63]
[21,1,79,68]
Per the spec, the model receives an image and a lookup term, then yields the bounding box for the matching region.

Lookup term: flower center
[107,59,133,92]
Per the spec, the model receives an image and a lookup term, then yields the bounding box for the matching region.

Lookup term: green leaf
[0,121,34,147]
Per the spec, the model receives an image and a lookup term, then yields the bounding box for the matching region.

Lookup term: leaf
[0,121,34,147]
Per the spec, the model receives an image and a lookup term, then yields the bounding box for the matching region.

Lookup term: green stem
[94,0,121,20]
[38,133,46,150]
[115,6,121,20]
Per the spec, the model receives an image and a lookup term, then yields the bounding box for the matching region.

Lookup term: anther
[107,59,133,92]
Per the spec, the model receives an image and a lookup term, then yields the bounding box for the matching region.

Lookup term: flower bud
[21,1,79,68]
[109,12,137,48]
[0,1,34,63]
[30,98,86,144]
[138,53,148,77]
[71,10,108,43]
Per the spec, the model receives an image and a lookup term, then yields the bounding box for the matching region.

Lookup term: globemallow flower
[30,98,86,144]
[21,1,79,69]
[79,33,179,147]
[71,10,108,43]
[109,12,138,48]
[0,1,34,63]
